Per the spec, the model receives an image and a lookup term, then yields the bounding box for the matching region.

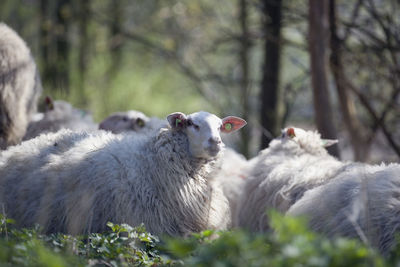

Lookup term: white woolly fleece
[0,119,230,236]
[212,147,249,226]
[0,23,42,148]
[23,100,97,140]
[237,126,400,254]
[236,127,345,231]
[287,162,400,254]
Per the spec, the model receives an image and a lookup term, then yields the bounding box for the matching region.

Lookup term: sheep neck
[146,129,218,234]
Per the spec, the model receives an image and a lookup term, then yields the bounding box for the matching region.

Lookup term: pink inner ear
[221,116,247,133]
[287,127,295,137]
[45,96,52,105]
[167,112,187,128]
[44,96,54,110]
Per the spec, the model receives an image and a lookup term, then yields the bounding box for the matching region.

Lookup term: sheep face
[167,111,246,159]
[99,111,149,133]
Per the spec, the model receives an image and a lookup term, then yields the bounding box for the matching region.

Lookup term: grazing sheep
[287,162,400,254]
[99,110,167,134]
[0,23,42,148]
[23,97,97,140]
[0,111,246,236]
[236,127,342,231]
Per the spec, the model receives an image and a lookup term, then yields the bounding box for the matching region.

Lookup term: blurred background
[1,0,399,162]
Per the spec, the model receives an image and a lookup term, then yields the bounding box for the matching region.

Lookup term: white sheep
[287,162,400,254]
[0,111,246,236]
[0,23,42,148]
[23,97,97,140]
[100,111,249,226]
[98,110,167,134]
[212,147,249,226]
[236,127,341,231]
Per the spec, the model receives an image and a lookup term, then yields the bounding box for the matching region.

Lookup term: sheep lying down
[23,96,97,140]
[99,110,167,134]
[237,126,400,254]
[100,110,249,226]
[0,111,246,237]
[287,162,400,254]
[236,127,342,231]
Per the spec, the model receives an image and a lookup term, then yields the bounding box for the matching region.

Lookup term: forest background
[2,0,399,163]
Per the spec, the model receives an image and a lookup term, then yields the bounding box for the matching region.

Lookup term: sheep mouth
[206,147,221,157]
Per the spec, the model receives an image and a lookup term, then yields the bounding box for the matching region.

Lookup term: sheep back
[287,163,400,254]
[236,138,344,231]
[23,100,97,140]
[0,128,230,236]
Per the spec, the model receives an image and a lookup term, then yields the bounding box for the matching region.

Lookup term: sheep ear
[44,96,54,111]
[286,127,296,138]
[167,112,187,129]
[321,139,338,147]
[136,118,146,128]
[221,116,247,133]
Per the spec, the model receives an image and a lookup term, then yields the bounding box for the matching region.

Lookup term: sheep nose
[208,137,221,145]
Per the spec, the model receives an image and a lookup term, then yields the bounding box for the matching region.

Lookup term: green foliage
[45,51,215,122]
[0,214,80,267]
[2,212,400,266]
[164,211,387,267]
[0,214,171,266]
[82,222,169,266]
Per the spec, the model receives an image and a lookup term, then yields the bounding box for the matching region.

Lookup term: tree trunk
[239,0,251,158]
[260,0,283,150]
[108,0,124,77]
[54,0,71,93]
[328,0,368,161]
[77,0,91,105]
[309,0,340,158]
[39,0,52,90]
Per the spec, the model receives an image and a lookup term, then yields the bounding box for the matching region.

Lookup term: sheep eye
[136,118,145,127]
[187,119,199,130]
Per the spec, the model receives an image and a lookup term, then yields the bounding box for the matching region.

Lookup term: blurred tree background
[1,0,399,162]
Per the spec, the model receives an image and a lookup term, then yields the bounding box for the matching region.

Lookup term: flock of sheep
[1,23,400,255]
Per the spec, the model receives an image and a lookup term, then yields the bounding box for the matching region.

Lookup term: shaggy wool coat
[0,128,230,236]
[0,23,42,148]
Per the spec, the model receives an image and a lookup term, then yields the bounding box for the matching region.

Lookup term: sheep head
[44,96,55,111]
[281,127,338,155]
[99,111,149,134]
[167,111,246,159]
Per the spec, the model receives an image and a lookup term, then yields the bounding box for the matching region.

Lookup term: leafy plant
[2,211,400,266]
[164,211,386,267]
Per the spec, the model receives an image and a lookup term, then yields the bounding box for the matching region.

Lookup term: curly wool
[287,162,400,254]
[23,100,97,140]
[212,147,249,226]
[236,128,345,231]
[0,127,230,236]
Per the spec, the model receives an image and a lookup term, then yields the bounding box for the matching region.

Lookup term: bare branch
[346,82,400,157]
